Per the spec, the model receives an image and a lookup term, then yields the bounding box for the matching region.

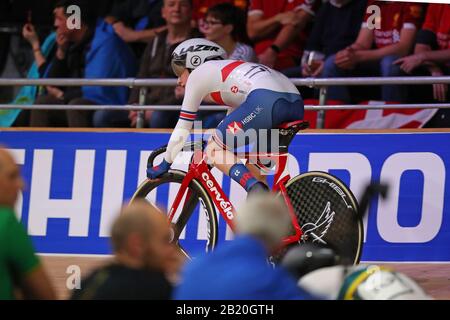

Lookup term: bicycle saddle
[277,120,309,151]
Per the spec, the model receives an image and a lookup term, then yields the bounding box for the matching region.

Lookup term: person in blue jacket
[174,194,317,300]
[30,0,137,127]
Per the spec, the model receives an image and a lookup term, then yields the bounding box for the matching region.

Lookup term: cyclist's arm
[164,67,214,163]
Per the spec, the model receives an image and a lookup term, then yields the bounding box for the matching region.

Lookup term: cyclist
[147,38,304,194]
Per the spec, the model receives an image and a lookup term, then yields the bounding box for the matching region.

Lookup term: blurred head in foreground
[0,147,56,300]
[72,200,180,300]
[111,200,176,273]
[0,147,24,209]
[235,193,292,253]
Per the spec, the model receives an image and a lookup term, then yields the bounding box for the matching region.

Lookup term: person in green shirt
[0,148,56,300]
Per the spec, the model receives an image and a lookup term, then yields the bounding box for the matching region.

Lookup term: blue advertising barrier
[1,129,449,262]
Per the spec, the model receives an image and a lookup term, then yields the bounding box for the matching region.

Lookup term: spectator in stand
[292,0,367,78]
[106,0,168,58]
[395,4,450,127]
[321,0,425,103]
[0,148,56,300]
[174,194,316,300]
[203,3,256,62]
[30,0,137,128]
[71,200,183,300]
[108,0,167,43]
[8,24,57,127]
[126,0,204,128]
[22,24,56,72]
[198,3,255,127]
[247,0,319,71]
[192,0,248,33]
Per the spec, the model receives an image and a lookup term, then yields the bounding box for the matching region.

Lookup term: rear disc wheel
[284,171,363,265]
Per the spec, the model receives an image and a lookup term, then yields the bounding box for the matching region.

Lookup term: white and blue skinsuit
[164,60,305,164]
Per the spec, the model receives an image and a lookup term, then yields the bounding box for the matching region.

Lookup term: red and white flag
[303,99,437,129]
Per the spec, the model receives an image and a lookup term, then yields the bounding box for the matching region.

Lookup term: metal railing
[1,76,449,128]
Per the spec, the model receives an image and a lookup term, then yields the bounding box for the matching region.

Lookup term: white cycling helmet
[171,38,227,76]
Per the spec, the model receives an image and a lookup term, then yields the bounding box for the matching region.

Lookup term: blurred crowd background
[0,0,449,129]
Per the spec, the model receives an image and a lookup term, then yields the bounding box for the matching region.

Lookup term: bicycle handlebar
[147,140,208,167]
[147,145,168,168]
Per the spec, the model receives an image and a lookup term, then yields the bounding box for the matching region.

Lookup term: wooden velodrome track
[4,128,450,299]
[41,255,450,300]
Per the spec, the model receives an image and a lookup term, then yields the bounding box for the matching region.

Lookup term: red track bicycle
[131,120,363,264]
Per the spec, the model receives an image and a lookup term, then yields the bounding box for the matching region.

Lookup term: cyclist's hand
[147,159,171,179]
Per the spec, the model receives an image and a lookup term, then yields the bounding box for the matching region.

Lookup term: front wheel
[130,170,219,258]
[285,171,364,265]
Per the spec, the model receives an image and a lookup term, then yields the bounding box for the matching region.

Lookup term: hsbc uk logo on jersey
[242,106,263,125]
[226,106,263,135]
[227,121,243,134]
[230,85,247,95]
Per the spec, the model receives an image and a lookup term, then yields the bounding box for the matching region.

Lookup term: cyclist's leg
[205,138,242,174]
[249,93,303,180]
[206,138,267,182]
[206,89,304,192]
[247,163,268,184]
[271,94,304,128]
[206,138,269,193]
[206,90,277,192]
